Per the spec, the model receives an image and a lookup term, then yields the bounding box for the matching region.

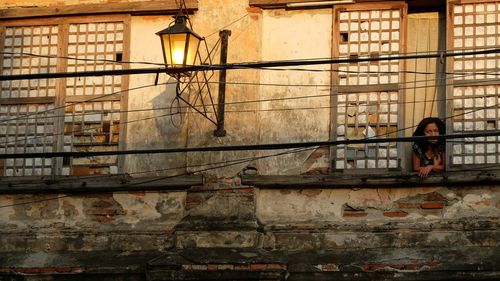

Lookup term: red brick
[343,205,357,211]
[250,264,267,270]
[246,6,262,13]
[186,194,204,203]
[207,264,217,271]
[15,268,41,274]
[189,185,206,191]
[217,264,234,270]
[294,223,314,230]
[205,177,218,183]
[234,265,250,270]
[301,189,322,197]
[72,166,90,175]
[94,216,115,223]
[267,264,287,270]
[421,201,446,209]
[55,267,73,273]
[308,152,324,159]
[404,263,421,270]
[85,193,113,198]
[91,209,120,216]
[398,202,421,209]
[318,264,337,271]
[419,209,441,217]
[40,267,56,273]
[185,202,199,210]
[214,189,233,193]
[191,265,207,270]
[71,267,84,273]
[92,201,114,208]
[388,264,405,270]
[383,211,408,217]
[361,264,385,271]
[425,192,446,201]
[343,211,368,218]
[425,261,438,268]
[238,195,255,202]
[473,199,492,206]
[127,191,146,196]
[235,188,254,193]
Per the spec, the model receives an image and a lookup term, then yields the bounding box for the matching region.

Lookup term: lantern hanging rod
[1,48,499,81]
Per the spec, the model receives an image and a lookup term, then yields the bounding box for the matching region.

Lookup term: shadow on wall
[152,76,187,138]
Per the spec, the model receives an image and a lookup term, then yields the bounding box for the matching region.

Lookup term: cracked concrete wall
[0,192,186,254]
[256,186,499,226]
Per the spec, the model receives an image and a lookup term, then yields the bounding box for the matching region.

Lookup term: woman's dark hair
[413,117,446,153]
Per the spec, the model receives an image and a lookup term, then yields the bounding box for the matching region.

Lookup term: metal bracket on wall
[174,30,231,137]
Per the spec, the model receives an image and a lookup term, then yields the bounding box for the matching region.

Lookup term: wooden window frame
[446,0,500,171]
[330,1,408,174]
[0,0,198,19]
[0,14,131,176]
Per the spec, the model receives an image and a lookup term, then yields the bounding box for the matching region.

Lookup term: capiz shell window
[0,15,129,176]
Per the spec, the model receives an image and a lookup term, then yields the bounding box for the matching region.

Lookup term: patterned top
[412,143,439,167]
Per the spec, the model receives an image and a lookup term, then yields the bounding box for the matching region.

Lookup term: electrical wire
[204,13,250,38]
[1,47,496,70]
[0,146,316,208]
[2,48,499,81]
[0,81,175,124]
[2,75,500,147]
[1,67,497,125]
[2,130,500,159]
[1,105,500,206]
[0,106,181,147]
[4,50,499,77]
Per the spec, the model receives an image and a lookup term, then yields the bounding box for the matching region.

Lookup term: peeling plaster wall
[0,192,186,253]
[185,0,263,177]
[257,187,500,225]
[125,15,189,176]
[256,9,332,175]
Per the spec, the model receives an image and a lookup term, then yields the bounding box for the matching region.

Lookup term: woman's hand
[418,165,434,178]
[434,153,442,165]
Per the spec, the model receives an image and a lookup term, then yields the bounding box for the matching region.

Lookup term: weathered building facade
[0,0,499,280]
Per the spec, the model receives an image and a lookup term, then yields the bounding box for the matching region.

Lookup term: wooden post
[214,29,231,137]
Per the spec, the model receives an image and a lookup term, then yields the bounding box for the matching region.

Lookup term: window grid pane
[335,8,401,170]
[450,1,500,166]
[0,19,126,177]
[0,25,59,176]
[64,22,124,175]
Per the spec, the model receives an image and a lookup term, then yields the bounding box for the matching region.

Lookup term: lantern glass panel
[162,33,187,67]
[185,34,201,66]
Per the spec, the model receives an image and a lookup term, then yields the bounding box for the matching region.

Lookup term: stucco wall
[125,15,189,176]
[257,186,499,224]
[0,191,186,269]
[185,0,263,177]
[256,9,332,175]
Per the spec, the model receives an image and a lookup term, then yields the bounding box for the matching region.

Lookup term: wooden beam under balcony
[0,0,198,19]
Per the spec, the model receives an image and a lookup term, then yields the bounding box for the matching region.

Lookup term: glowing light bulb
[173,49,184,65]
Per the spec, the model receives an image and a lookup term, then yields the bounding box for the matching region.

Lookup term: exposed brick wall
[341,191,452,219]
[84,194,126,223]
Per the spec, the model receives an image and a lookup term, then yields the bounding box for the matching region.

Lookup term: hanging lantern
[156,12,203,75]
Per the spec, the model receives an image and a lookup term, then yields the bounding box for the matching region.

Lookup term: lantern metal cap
[156,12,203,41]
